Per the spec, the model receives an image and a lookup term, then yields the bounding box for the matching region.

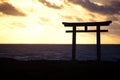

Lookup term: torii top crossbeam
[62,21,112,61]
[62,21,112,26]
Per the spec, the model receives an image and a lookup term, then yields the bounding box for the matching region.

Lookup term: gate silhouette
[62,21,112,62]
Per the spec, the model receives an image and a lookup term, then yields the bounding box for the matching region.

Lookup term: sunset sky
[0,0,120,44]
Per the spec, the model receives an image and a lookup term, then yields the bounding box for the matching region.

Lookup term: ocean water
[0,44,120,61]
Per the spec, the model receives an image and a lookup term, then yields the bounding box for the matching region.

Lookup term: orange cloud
[39,0,64,9]
[0,2,25,16]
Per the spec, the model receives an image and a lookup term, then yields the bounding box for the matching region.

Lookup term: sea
[0,44,120,61]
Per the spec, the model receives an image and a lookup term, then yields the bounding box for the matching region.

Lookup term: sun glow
[0,0,119,44]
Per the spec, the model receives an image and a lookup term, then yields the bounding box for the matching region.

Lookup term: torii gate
[62,21,112,62]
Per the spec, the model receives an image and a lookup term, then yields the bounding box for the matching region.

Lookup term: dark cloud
[0,2,25,16]
[39,0,63,9]
[68,0,120,15]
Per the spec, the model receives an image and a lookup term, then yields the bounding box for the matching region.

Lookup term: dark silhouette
[62,21,112,62]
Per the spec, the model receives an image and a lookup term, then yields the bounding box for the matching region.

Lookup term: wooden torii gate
[62,21,112,62]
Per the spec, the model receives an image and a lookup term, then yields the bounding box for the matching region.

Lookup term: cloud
[39,0,63,9]
[10,22,26,28]
[60,15,83,21]
[68,0,120,15]
[0,2,26,16]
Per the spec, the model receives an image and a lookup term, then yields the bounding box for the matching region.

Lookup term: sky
[0,0,120,44]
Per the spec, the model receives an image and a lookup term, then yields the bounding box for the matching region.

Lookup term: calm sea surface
[0,44,120,61]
